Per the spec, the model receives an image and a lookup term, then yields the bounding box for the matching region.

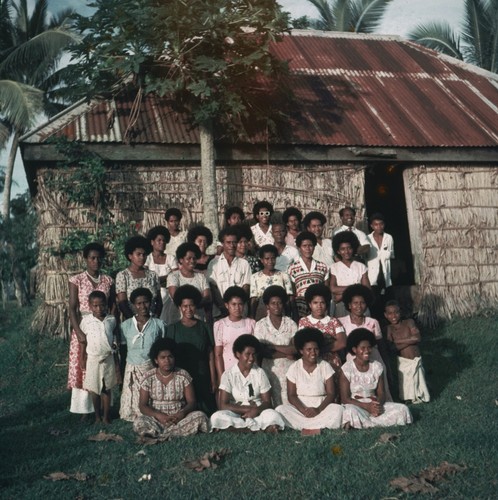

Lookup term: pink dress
[214,317,255,371]
[67,272,114,413]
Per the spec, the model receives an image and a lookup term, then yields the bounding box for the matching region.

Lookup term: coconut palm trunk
[1,130,19,220]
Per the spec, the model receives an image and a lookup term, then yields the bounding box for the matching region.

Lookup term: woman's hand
[302,406,320,418]
[79,349,87,371]
[365,400,383,417]
[241,406,260,419]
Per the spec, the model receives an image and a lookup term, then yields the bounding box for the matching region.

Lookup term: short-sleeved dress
[115,268,161,315]
[341,359,412,429]
[67,272,114,414]
[254,316,297,405]
[166,270,210,322]
[166,320,216,415]
[214,317,256,371]
[145,253,177,323]
[250,270,293,320]
[133,367,209,439]
[275,359,343,430]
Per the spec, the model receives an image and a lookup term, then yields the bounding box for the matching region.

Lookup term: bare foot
[264,425,279,434]
[103,418,111,425]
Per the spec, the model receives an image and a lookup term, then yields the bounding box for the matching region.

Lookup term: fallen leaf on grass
[390,461,467,494]
[88,432,123,442]
[135,450,147,456]
[48,428,70,437]
[330,445,343,456]
[456,395,462,400]
[43,472,89,482]
[378,432,399,444]
[138,474,152,482]
[183,449,230,472]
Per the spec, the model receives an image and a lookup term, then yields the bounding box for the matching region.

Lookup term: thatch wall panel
[405,165,498,325]
[32,161,365,338]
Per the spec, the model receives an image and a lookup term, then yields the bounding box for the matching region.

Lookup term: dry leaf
[456,395,462,400]
[378,433,399,444]
[48,428,70,437]
[183,449,230,472]
[44,472,89,482]
[330,445,343,456]
[390,462,467,494]
[138,474,152,482]
[88,432,123,442]
[136,450,146,456]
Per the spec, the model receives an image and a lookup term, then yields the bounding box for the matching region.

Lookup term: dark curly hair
[339,206,356,217]
[83,242,105,259]
[146,225,171,244]
[176,242,201,261]
[130,287,153,304]
[296,231,317,248]
[149,337,177,366]
[233,334,261,355]
[218,226,240,243]
[262,285,288,305]
[252,201,274,218]
[303,211,326,229]
[342,284,374,311]
[258,244,278,258]
[124,236,152,259]
[187,225,213,247]
[304,284,331,306]
[233,224,253,242]
[346,328,376,354]
[164,208,182,221]
[224,206,245,224]
[173,284,202,308]
[293,327,324,352]
[282,207,303,225]
[223,285,248,304]
[332,231,360,256]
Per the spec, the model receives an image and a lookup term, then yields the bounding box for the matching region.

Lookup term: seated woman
[187,225,215,272]
[167,242,211,322]
[340,329,412,429]
[298,284,346,373]
[234,224,262,273]
[330,231,370,317]
[338,284,392,401]
[133,337,209,440]
[116,236,162,320]
[276,328,343,431]
[254,285,297,405]
[166,285,217,415]
[210,335,285,433]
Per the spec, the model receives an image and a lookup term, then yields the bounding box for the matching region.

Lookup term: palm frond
[351,0,393,33]
[0,79,44,131]
[48,8,75,29]
[307,0,336,30]
[28,0,49,38]
[0,0,14,52]
[333,0,352,32]
[461,0,491,67]
[0,117,12,148]
[407,22,463,60]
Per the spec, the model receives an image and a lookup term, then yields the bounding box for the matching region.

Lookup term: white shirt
[165,231,187,256]
[219,363,271,406]
[81,314,116,359]
[330,260,367,286]
[275,245,299,272]
[333,225,369,247]
[313,238,334,268]
[207,254,251,296]
[251,224,274,247]
[367,232,394,287]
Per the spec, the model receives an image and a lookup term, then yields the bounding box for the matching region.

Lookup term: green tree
[0,0,79,220]
[306,0,392,32]
[407,0,498,73]
[66,0,290,235]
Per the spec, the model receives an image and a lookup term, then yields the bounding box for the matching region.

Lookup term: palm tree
[0,0,79,219]
[307,0,393,33]
[407,0,498,73]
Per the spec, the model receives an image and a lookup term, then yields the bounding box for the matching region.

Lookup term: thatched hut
[21,31,498,337]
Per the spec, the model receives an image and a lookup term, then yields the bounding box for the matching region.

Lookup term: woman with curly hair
[187,225,215,272]
[282,207,302,248]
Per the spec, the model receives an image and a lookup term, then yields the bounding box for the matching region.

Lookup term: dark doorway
[364,165,414,286]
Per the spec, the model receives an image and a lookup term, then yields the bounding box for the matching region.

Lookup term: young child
[298,284,346,373]
[82,291,118,424]
[214,286,255,387]
[385,301,430,404]
[119,287,167,421]
[250,244,293,321]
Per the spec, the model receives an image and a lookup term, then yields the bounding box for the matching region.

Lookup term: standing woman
[187,226,215,272]
[282,207,302,248]
[234,224,262,274]
[145,226,177,323]
[68,242,114,417]
[116,236,162,320]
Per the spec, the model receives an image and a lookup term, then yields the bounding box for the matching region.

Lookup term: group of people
[67,203,430,439]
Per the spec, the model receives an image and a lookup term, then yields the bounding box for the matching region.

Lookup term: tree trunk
[199,120,219,238]
[1,130,20,220]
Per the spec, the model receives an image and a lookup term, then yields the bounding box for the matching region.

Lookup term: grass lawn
[1,304,497,499]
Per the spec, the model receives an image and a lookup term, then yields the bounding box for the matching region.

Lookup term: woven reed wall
[404,165,498,326]
[32,162,365,338]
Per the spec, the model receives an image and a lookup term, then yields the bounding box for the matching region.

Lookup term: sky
[1,0,465,201]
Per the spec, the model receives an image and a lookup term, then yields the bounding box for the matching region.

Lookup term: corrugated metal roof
[22,31,498,148]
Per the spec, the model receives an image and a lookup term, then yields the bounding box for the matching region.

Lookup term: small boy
[385,300,430,404]
[82,291,118,423]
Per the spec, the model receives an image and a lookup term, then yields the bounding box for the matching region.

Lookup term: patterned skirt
[134,411,209,439]
[119,360,153,421]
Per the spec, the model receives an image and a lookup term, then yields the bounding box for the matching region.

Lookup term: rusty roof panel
[22,32,498,148]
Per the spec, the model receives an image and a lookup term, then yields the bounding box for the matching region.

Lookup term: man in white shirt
[332,207,370,257]
[303,211,334,269]
[271,223,299,272]
[207,227,251,318]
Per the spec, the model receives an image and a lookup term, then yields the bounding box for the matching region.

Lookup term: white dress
[145,253,177,323]
[276,359,343,430]
[341,359,412,429]
[210,363,285,431]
